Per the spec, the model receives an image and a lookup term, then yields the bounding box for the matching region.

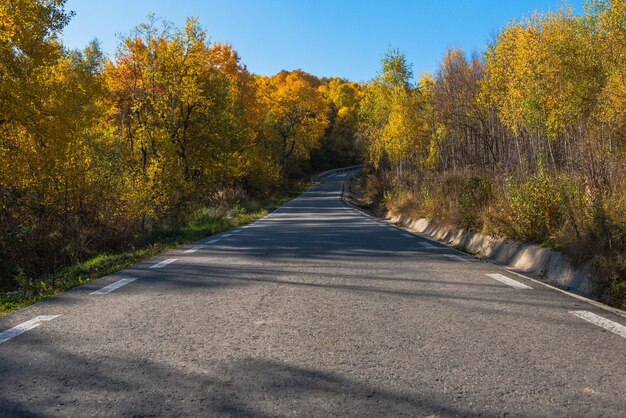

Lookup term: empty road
[1,172,625,417]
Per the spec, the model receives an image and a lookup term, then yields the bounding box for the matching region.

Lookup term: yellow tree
[0,0,111,274]
[257,70,329,177]
[0,0,71,187]
[104,17,240,224]
[480,7,610,179]
[358,49,433,173]
[313,78,364,169]
[594,0,626,136]
[206,43,279,193]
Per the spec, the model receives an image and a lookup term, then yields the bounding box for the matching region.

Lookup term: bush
[495,172,566,243]
[380,171,493,229]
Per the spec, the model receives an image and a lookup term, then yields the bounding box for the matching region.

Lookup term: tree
[311,78,363,170]
[357,48,432,173]
[257,70,329,177]
[104,17,243,223]
[0,0,111,276]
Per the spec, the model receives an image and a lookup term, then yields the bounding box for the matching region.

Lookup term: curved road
[1,172,625,417]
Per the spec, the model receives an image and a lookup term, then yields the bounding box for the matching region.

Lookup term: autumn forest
[1,0,625,308]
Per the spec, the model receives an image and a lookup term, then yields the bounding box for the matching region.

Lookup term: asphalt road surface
[1,171,625,417]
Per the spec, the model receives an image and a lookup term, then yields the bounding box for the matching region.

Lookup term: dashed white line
[402,233,414,238]
[205,239,220,244]
[443,254,469,262]
[570,311,626,339]
[233,229,242,233]
[184,246,202,253]
[485,273,532,289]
[149,259,177,269]
[221,233,233,238]
[0,315,59,344]
[90,278,137,295]
[418,242,436,249]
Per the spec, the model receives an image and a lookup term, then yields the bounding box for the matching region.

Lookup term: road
[1,172,625,417]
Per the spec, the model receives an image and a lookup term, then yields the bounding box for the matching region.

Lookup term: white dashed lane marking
[485,273,532,289]
[90,278,137,295]
[205,239,220,244]
[417,242,436,249]
[184,247,201,253]
[402,233,414,238]
[570,311,626,339]
[221,234,233,238]
[149,259,177,269]
[0,315,59,344]
[233,229,242,233]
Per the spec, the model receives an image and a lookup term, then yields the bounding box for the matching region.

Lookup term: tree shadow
[0,343,485,417]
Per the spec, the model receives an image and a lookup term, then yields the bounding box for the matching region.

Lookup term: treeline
[0,1,362,289]
[357,1,626,307]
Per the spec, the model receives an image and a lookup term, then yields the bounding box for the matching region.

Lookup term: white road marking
[443,254,469,262]
[418,242,436,249]
[149,259,177,269]
[485,273,532,289]
[184,246,202,253]
[402,233,414,238]
[0,315,59,344]
[90,278,137,295]
[570,311,626,339]
[221,233,233,238]
[205,239,220,244]
[233,229,242,233]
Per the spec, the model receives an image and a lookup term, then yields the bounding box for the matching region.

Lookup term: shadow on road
[0,345,483,417]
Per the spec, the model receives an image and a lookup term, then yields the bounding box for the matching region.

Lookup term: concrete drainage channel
[341,169,626,320]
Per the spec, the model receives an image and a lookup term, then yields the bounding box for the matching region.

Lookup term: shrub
[498,172,566,243]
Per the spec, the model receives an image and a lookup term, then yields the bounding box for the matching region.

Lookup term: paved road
[1,172,625,417]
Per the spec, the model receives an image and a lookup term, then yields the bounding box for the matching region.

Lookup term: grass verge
[0,182,309,316]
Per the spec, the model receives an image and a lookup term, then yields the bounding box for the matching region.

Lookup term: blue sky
[61,0,583,82]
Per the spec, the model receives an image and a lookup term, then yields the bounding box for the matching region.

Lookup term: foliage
[360,0,626,308]
[0,3,355,296]
[357,48,434,172]
[1,182,309,316]
[311,78,364,170]
[256,70,330,177]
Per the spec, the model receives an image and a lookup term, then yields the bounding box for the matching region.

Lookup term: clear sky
[61,0,583,82]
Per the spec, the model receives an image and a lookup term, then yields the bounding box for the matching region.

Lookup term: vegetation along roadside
[0,182,309,316]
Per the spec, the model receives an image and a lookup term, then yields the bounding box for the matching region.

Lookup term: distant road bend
[1,168,625,417]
